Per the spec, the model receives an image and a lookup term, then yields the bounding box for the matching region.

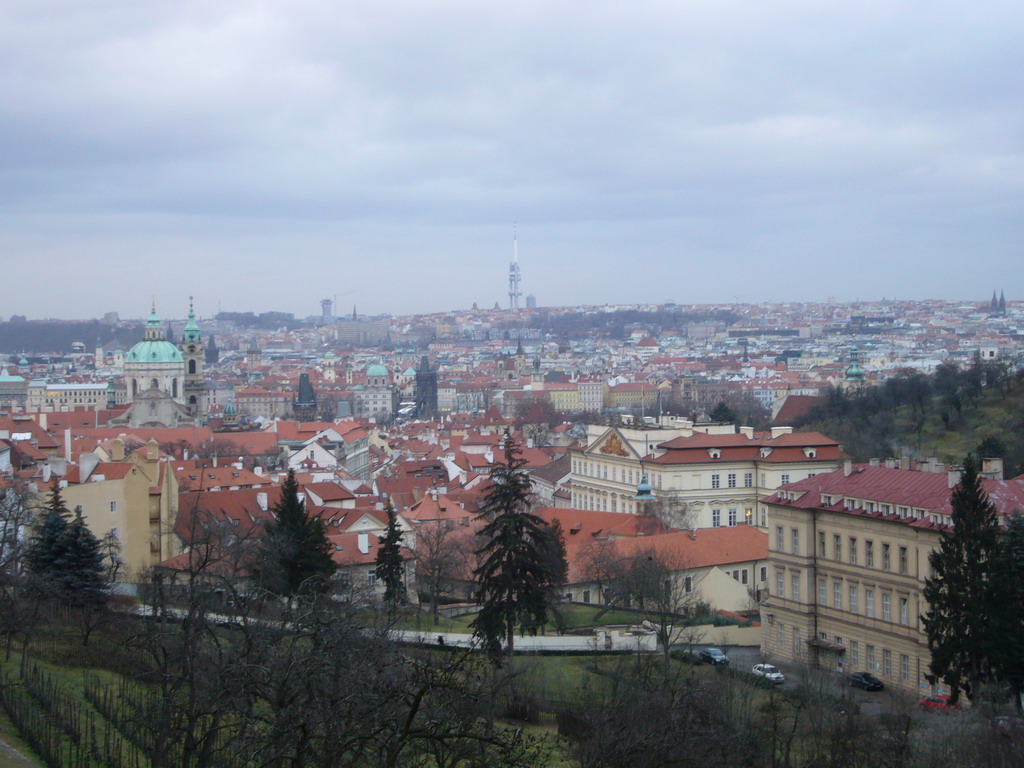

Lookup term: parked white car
[752,664,785,684]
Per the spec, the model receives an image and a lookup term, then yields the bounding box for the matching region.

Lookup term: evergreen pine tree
[471,431,567,662]
[27,483,108,611]
[59,511,109,608]
[255,470,337,598]
[375,502,406,606]
[922,455,1001,703]
[990,514,1024,707]
[26,482,72,592]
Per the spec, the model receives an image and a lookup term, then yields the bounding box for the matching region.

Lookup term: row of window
[710,472,754,489]
[571,492,636,515]
[774,625,913,682]
[776,526,911,575]
[572,463,805,492]
[774,568,912,626]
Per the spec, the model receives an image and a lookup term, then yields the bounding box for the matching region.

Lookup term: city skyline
[3,2,1022,320]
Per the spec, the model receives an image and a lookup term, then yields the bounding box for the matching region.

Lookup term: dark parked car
[699,647,730,666]
[848,672,884,691]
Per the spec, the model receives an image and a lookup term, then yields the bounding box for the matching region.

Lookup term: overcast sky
[2,1,1022,321]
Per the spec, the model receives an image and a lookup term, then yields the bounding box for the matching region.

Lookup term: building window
[776,526,784,551]
[866,645,876,671]
[793,627,801,654]
[760,472,766,486]
[712,509,721,527]
[711,473,720,489]
[611,498,617,512]
[851,640,859,668]
[760,566,767,583]
[882,593,892,622]
[368,569,377,586]
[791,573,801,602]
[109,501,117,513]
[901,654,910,681]
[866,589,875,618]
[741,569,748,585]
[849,537,858,564]
[865,540,874,568]
[684,576,693,593]
[883,649,893,678]
[777,623,785,649]
[583,589,591,603]
[744,472,753,487]
[728,508,737,526]
[819,577,827,605]
[849,585,858,614]
[727,473,736,488]
[791,528,800,555]
[776,569,785,597]
[781,473,790,485]
[833,581,842,609]
[899,597,909,626]
[883,543,891,571]
[899,546,908,575]
[833,534,841,560]
[818,531,826,557]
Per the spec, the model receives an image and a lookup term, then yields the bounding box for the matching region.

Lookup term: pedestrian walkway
[0,736,39,768]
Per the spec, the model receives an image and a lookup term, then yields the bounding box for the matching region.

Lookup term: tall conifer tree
[922,455,1001,702]
[255,470,337,598]
[472,432,567,662]
[375,502,406,605]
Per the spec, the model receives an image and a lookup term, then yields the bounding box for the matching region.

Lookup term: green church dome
[366,363,389,377]
[126,303,184,364]
[126,341,183,364]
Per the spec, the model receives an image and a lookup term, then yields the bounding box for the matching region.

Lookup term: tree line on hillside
[0,320,143,357]
[793,357,1024,476]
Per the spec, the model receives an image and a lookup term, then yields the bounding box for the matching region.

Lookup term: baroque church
[110,300,208,429]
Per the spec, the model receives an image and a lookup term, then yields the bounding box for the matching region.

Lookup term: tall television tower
[508,229,522,310]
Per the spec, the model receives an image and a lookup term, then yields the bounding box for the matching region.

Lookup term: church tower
[180,297,207,421]
[246,340,261,371]
[414,356,438,419]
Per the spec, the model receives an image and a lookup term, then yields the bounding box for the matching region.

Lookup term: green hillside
[793,359,1024,478]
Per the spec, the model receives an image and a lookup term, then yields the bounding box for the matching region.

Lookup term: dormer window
[760,447,773,458]
[803,447,817,459]
[707,449,721,460]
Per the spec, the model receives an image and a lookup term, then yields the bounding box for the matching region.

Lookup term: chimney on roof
[254,466,263,476]
[981,457,1004,481]
[885,458,896,469]
[64,428,71,463]
[869,458,880,467]
[111,438,125,462]
[843,459,853,477]
[739,426,754,439]
[948,466,963,488]
[770,426,793,438]
[256,492,268,512]
[357,532,370,555]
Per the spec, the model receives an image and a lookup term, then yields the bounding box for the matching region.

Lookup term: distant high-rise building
[508,232,522,310]
[320,298,333,325]
[526,294,536,309]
